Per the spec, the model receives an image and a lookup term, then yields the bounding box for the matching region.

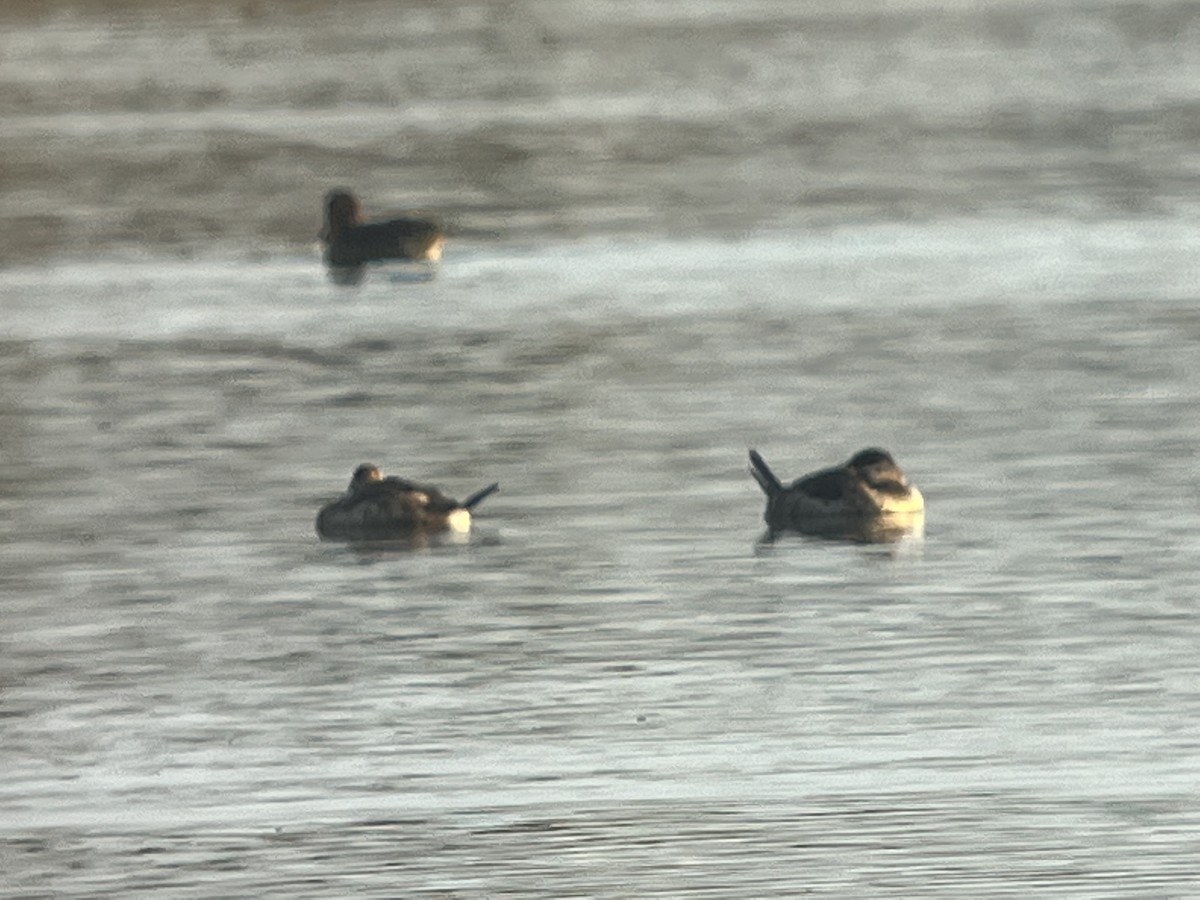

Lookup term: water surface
[2,1,1199,896]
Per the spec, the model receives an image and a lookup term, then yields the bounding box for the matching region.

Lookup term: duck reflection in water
[319,189,446,285]
[316,463,498,542]
[749,447,924,543]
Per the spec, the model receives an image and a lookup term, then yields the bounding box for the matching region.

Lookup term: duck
[316,463,498,541]
[319,189,446,269]
[749,447,924,541]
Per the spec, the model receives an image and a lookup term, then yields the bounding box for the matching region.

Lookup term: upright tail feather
[748,450,783,497]
[463,482,500,509]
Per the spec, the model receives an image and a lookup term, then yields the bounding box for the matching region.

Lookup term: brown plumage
[316,463,498,541]
[319,189,445,268]
[749,447,924,541]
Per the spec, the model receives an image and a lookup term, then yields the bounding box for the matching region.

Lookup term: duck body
[316,463,498,541]
[320,189,445,268]
[749,447,924,541]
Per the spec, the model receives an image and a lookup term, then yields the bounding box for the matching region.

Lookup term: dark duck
[319,189,446,272]
[749,447,924,542]
[316,463,498,541]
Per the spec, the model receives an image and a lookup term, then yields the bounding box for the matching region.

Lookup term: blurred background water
[2,1,1200,896]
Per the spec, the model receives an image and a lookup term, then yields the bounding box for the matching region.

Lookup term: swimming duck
[316,463,498,541]
[749,447,924,541]
[319,189,446,269]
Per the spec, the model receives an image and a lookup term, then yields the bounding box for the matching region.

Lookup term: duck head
[321,189,364,240]
[348,462,384,492]
[847,448,910,494]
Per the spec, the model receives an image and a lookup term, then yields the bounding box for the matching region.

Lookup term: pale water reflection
[3,243,1198,895]
[3,0,1200,896]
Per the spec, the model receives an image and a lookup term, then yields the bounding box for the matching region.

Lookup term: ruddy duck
[749,447,924,541]
[319,189,446,270]
[316,463,498,541]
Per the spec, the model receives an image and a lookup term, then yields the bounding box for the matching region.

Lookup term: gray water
[2,1,1200,897]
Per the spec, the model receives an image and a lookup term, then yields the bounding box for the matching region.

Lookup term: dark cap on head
[350,463,384,489]
[324,189,363,232]
[848,448,896,468]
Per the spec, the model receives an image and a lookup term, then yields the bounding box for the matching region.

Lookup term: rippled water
[3,1,1200,897]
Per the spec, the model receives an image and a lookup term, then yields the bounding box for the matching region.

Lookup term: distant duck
[319,189,446,270]
[749,447,924,542]
[316,463,498,541]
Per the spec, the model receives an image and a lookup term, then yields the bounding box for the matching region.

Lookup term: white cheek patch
[878,485,925,514]
[447,509,472,533]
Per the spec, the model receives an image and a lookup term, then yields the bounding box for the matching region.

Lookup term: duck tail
[748,450,783,497]
[463,482,500,510]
